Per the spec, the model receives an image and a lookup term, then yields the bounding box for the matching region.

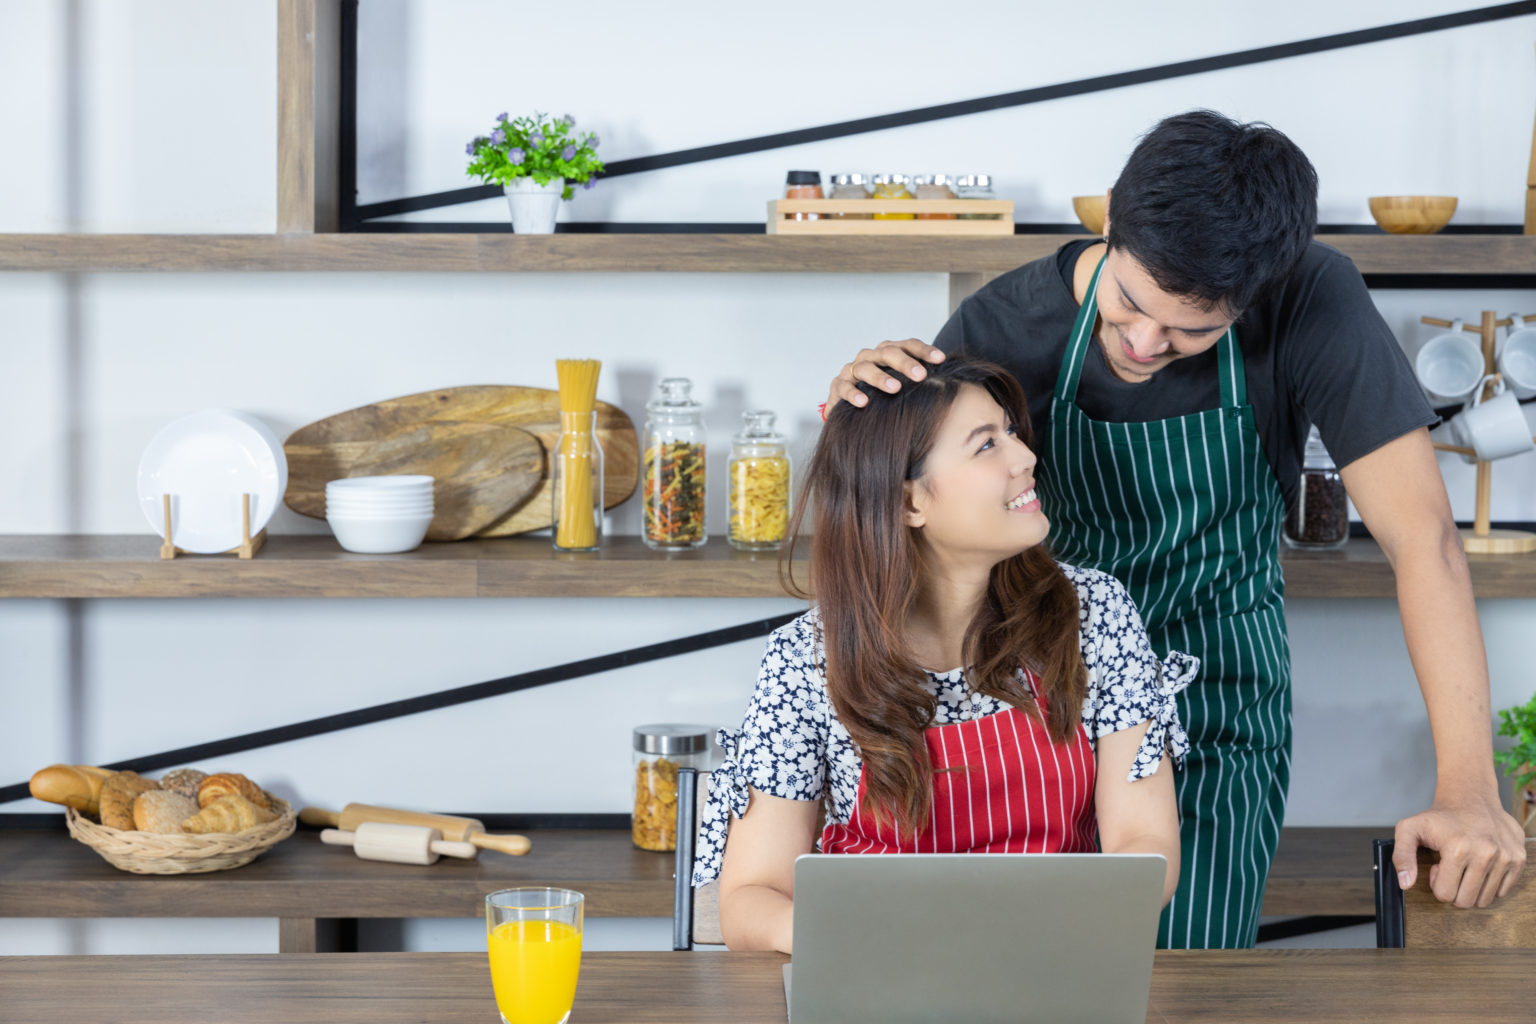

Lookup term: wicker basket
[65,799,297,874]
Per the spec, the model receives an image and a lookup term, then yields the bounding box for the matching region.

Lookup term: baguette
[28,764,114,817]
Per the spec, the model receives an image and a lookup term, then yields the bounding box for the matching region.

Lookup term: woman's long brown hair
[783,358,1088,837]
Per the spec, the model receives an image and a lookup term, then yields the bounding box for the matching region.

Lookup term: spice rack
[766,199,1014,235]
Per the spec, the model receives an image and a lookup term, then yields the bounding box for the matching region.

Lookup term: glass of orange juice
[486,887,584,1024]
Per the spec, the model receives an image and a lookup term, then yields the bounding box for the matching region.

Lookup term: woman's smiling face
[905,383,1048,565]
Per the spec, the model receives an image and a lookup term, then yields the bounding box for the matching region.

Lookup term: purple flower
[496,112,508,122]
[465,141,476,155]
[529,132,544,148]
[583,178,596,190]
[509,148,526,166]
[562,114,576,127]
[490,128,506,145]
[588,133,600,148]
[561,145,576,161]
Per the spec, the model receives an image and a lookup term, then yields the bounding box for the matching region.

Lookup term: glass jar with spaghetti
[728,410,790,551]
[632,724,716,852]
[642,377,707,550]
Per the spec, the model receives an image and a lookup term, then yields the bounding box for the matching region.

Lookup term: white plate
[137,410,288,554]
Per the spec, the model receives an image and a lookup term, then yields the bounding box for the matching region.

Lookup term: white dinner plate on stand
[137,409,288,554]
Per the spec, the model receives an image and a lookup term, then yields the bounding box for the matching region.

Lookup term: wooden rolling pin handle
[300,806,342,828]
[319,828,355,847]
[470,832,532,856]
[433,840,479,860]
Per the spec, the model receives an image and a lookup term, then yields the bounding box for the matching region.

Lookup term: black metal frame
[1373,838,1407,947]
[335,0,1536,242]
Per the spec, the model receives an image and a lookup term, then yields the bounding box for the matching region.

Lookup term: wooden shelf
[0,232,1533,275]
[1,534,1533,599]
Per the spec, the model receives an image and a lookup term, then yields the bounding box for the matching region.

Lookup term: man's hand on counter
[827,339,946,410]
[1392,789,1528,908]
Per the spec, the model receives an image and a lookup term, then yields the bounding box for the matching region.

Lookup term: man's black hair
[1106,109,1318,319]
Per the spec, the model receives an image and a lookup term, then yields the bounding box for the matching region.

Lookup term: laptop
[784,852,1166,1024]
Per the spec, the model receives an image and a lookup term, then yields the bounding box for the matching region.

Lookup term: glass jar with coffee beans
[1283,425,1349,550]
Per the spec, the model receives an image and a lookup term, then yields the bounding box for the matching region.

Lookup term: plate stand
[159,493,267,560]
[1424,310,1536,555]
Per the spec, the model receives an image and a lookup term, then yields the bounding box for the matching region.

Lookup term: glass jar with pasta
[728,410,790,551]
[632,724,715,852]
[642,377,707,550]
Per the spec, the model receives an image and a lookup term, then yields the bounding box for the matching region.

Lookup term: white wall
[3,0,1536,955]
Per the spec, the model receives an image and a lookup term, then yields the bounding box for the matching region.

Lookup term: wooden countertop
[2,949,1531,1023]
[2,534,1533,599]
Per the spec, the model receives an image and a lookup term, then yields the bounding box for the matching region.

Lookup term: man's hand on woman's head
[827,339,947,410]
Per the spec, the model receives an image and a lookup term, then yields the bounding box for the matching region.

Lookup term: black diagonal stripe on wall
[0,610,800,806]
[347,1,1536,223]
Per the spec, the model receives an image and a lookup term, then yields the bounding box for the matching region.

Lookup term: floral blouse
[692,563,1196,886]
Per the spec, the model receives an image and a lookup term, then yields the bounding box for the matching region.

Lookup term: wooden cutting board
[284,385,638,538]
[284,420,543,541]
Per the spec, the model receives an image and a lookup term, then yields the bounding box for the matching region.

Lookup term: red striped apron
[821,672,1098,855]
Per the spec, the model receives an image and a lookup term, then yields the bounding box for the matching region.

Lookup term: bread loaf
[180,794,276,834]
[133,789,201,833]
[158,768,207,801]
[99,771,161,830]
[197,772,273,811]
[28,764,114,816]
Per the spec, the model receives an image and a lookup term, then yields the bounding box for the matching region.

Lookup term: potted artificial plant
[1495,692,1536,837]
[465,112,604,234]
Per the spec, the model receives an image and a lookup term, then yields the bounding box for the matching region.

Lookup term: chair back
[1374,838,1536,947]
[673,768,724,948]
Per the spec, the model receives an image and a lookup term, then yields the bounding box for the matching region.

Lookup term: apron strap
[1054,256,1105,404]
[1055,252,1247,410]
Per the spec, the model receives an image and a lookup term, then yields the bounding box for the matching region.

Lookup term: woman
[692,357,1192,954]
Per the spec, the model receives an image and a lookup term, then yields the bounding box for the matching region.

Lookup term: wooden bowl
[1072,195,1107,235]
[1368,196,1457,234]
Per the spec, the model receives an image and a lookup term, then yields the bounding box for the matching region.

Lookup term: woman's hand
[716,787,820,953]
[827,339,947,410]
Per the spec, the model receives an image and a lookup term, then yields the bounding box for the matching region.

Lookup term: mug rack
[158,493,267,560]
[1422,310,1536,554]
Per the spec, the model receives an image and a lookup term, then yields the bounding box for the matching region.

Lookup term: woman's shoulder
[1055,562,1133,608]
[766,607,823,661]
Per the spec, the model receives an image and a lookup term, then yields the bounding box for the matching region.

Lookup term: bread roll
[180,794,276,834]
[197,772,272,811]
[99,771,161,830]
[28,764,114,816]
[133,790,200,833]
[158,768,207,801]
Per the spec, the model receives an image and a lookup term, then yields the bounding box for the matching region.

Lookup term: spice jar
[953,174,996,219]
[828,173,871,218]
[642,377,707,550]
[870,173,914,220]
[1284,426,1349,550]
[632,724,715,852]
[783,170,824,221]
[912,174,957,219]
[728,410,791,551]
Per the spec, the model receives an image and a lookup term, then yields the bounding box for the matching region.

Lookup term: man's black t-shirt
[934,240,1438,509]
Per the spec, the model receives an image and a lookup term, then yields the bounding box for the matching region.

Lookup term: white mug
[1449,376,1535,463]
[1499,313,1536,401]
[1415,320,1485,405]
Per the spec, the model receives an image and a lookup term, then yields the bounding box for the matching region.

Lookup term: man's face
[1094,246,1235,384]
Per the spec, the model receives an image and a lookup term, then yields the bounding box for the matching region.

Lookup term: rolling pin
[321,822,477,865]
[299,803,532,856]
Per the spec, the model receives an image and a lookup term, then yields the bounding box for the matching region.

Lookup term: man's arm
[1339,427,1526,908]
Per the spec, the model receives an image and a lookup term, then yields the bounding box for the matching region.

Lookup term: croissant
[180,794,276,834]
[196,772,273,811]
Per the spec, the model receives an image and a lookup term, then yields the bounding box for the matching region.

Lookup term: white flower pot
[503,178,564,234]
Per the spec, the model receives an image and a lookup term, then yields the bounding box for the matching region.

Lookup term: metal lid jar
[728,410,790,551]
[642,378,707,550]
[632,724,715,852]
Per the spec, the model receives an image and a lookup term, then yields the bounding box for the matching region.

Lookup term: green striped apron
[1039,257,1292,949]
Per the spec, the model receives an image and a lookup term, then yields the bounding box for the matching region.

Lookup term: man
[827,110,1525,949]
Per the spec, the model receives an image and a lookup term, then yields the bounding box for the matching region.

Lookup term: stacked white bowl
[325,475,435,553]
